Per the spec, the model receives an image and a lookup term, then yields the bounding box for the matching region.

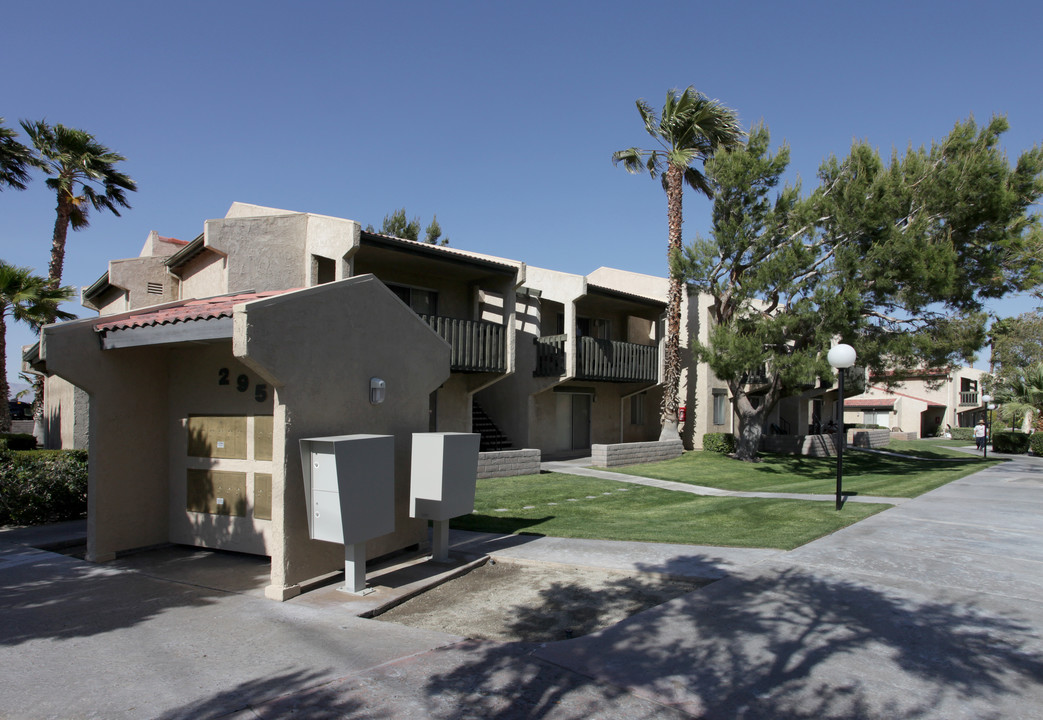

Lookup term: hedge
[0,433,38,451]
[992,431,1030,454]
[703,433,736,454]
[0,449,88,526]
[1030,433,1043,456]
[949,427,973,441]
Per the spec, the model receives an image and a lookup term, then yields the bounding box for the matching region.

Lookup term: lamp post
[982,394,992,459]
[988,402,996,457]
[828,343,857,510]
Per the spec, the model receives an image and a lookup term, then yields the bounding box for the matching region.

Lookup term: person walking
[974,419,987,452]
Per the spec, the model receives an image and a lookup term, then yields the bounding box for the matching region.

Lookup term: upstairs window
[388,283,438,316]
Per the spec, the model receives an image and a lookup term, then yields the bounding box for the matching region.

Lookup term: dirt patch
[376,559,711,643]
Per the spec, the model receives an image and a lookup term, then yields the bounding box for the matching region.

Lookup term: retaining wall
[760,428,891,457]
[477,449,542,479]
[591,439,684,468]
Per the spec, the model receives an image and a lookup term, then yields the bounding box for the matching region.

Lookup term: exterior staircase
[472,400,512,452]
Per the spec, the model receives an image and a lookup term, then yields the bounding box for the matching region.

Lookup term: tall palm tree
[20,120,137,287]
[0,262,74,432]
[0,118,35,191]
[613,87,744,438]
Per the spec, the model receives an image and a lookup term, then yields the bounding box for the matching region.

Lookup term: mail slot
[299,434,395,545]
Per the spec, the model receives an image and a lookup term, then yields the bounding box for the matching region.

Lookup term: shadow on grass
[452,514,553,536]
[752,451,987,480]
[425,557,1043,719]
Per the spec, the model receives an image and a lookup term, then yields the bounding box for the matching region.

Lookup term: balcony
[960,391,979,406]
[534,335,659,383]
[420,315,507,373]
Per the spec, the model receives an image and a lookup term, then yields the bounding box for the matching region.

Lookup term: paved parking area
[2,454,1042,718]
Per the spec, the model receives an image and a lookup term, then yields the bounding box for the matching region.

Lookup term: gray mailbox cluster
[299,431,479,593]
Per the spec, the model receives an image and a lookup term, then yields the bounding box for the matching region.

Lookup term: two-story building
[26,202,679,599]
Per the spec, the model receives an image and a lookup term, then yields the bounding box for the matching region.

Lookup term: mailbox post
[299,434,395,593]
[410,432,481,562]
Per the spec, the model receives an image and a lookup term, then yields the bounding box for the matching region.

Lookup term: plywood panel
[186,469,247,516]
[187,415,248,459]
[254,416,274,461]
[254,473,272,520]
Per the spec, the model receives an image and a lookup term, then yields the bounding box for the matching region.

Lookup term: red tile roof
[95,289,296,332]
[845,398,897,408]
[157,235,188,246]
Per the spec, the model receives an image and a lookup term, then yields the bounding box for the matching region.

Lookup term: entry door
[571,394,591,450]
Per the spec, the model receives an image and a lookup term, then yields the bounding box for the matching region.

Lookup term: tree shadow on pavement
[154,668,377,720]
[425,558,1043,719]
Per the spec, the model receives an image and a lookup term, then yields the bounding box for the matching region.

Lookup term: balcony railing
[420,315,507,373]
[534,334,567,377]
[534,335,659,383]
[960,391,979,406]
[578,337,659,382]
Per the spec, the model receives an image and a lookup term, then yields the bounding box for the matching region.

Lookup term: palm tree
[0,118,35,191]
[995,363,1043,432]
[19,120,137,287]
[0,262,74,432]
[613,87,744,439]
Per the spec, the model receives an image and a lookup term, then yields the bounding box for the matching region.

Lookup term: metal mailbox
[299,434,395,592]
[409,432,480,562]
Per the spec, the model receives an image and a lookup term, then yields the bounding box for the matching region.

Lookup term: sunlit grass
[452,472,888,550]
[610,439,998,498]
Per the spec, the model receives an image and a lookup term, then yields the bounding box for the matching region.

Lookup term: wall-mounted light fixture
[370,378,386,405]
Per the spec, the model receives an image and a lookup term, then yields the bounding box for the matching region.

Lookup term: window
[712,391,727,426]
[388,284,438,316]
[630,393,646,425]
[577,317,610,340]
[864,410,889,427]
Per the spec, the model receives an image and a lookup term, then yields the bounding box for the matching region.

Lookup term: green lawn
[452,472,888,550]
[609,439,998,498]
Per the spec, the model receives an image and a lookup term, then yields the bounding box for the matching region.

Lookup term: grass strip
[609,439,998,498]
[452,472,888,550]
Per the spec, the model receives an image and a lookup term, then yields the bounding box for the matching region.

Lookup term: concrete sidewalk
[2,455,1043,718]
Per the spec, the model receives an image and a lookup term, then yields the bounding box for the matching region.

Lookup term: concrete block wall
[761,429,891,457]
[850,429,891,448]
[591,439,684,468]
[890,431,917,441]
[477,449,541,479]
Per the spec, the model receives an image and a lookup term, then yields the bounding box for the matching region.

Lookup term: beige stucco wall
[40,317,172,562]
[234,275,451,600]
[179,252,228,299]
[204,208,358,295]
[107,256,179,309]
[42,376,89,450]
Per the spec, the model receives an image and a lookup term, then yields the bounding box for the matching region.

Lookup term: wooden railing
[577,337,659,382]
[420,315,507,373]
[534,335,659,383]
[534,334,567,377]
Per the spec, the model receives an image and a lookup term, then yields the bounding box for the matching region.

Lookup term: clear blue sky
[3,0,1042,389]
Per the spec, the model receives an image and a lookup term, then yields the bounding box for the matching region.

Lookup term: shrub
[0,449,88,526]
[0,433,37,451]
[703,433,736,454]
[992,431,1030,454]
[950,427,973,441]
[1030,433,1043,456]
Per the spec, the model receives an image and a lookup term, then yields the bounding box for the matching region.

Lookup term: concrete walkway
[542,458,912,505]
[2,455,1042,718]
